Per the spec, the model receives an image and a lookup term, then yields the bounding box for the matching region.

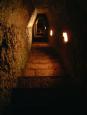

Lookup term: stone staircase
[24,43,65,77]
[3,43,84,115]
[17,42,68,88]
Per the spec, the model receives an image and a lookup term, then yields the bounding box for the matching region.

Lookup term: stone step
[17,76,63,88]
[26,63,61,69]
[24,68,63,77]
[28,59,59,64]
[24,44,65,77]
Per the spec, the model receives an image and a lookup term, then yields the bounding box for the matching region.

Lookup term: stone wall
[45,0,73,76]
[47,0,86,78]
[0,0,34,88]
[0,0,34,112]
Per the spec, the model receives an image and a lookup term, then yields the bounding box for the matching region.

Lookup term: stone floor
[23,42,65,77]
[18,42,67,88]
[17,42,83,88]
[2,43,86,115]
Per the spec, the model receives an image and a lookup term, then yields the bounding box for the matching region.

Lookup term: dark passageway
[0,0,87,114]
[33,13,49,42]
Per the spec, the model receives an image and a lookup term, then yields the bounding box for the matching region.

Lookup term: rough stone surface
[0,0,34,112]
[0,1,86,114]
[24,43,64,77]
[0,0,34,88]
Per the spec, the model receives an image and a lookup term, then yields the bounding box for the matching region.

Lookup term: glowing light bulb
[45,26,46,30]
[50,29,53,36]
[63,32,68,43]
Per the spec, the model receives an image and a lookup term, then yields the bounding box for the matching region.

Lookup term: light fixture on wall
[50,29,53,37]
[62,32,68,43]
[45,26,46,30]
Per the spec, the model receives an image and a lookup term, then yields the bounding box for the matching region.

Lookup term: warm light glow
[50,29,53,36]
[63,32,68,43]
[45,26,46,30]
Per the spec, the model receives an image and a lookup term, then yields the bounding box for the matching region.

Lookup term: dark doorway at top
[33,13,49,42]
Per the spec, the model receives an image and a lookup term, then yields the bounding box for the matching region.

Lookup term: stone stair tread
[24,44,65,77]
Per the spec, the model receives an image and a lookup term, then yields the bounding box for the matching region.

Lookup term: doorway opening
[32,13,49,43]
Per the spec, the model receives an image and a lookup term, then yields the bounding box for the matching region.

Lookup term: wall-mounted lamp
[45,26,46,30]
[63,32,68,43]
[50,29,53,37]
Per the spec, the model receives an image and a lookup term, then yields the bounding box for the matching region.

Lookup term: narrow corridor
[17,42,82,88]
[17,42,68,88]
[4,45,84,115]
[24,43,65,77]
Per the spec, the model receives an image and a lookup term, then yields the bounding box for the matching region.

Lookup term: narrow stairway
[16,42,83,88]
[3,43,84,115]
[18,43,67,88]
[24,43,65,77]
